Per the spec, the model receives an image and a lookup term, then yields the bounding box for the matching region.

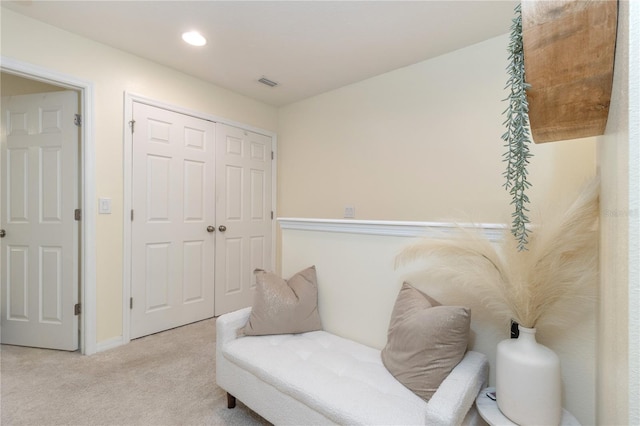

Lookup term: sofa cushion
[242,266,322,336]
[222,331,428,425]
[381,282,470,401]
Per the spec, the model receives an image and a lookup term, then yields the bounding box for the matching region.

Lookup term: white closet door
[130,102,215,339]
[214,123,272,316]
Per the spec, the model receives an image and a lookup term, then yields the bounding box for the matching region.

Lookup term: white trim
[270,137,278,272]
[277,217,505,241]
[121,94,133,347]
[122,92,278,342]
[627,1,640,422]
[95,335,124,353]
[1,56,97,355]
[124,92,275,138]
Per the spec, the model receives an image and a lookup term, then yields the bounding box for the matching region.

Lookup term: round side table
[475,387,581,426]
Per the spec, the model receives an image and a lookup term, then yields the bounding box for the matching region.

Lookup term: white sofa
[216,306,489,425]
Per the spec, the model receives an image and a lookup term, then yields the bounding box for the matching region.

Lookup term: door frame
[122,92,277,345]
[1,56,97,355]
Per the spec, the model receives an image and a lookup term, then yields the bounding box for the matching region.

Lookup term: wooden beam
[522,0,617,143]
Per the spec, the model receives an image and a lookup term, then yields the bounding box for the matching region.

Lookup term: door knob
[218,225,227,232]
[207,226,215,233]
[0,229,5,238]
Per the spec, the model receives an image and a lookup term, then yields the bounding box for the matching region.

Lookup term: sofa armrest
[215,307,252,398]
[216,307,252,349]
[425,350,489,425]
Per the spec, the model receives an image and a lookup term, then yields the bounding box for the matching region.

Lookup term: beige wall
[277,33,599,424]
[1,9,278,343]
[598,1,640,424]
[277,34,597,224]
[277,33,603,424]
[1,72,64,94]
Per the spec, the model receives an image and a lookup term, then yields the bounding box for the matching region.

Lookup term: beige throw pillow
[242,266,322,336]
[381,282,470,401]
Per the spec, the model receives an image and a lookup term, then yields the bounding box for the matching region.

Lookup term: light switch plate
[99,197,112,214]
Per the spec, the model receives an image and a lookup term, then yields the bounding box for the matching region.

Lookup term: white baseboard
[95,336,125,353]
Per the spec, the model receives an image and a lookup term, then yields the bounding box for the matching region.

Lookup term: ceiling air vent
[258,77,278,88]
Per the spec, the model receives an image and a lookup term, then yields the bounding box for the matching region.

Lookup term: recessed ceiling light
[182,31,207,47]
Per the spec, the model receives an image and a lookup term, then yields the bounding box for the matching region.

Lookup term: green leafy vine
[502,3,533,251]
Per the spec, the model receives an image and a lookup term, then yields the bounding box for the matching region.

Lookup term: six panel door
[0,91,79,350]
[214,123,272,316]
[130,102,216,339]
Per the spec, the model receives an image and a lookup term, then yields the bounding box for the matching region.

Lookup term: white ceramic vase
[496,325,562,426]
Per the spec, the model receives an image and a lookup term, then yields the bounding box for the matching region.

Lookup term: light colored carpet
[0,318,271,426]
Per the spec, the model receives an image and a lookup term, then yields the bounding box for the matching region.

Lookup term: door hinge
[271,211,274,220]
[129,120,136,133]
[131,209,134,221]
[74,114,82,127]
[74,303,81,316]
[271,151,274,160]
[130,297,133,310]
[74,209,82,221]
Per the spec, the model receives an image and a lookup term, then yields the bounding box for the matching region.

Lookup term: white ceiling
[2,1,517,106]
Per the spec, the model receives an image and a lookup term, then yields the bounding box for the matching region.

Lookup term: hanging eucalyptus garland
[502,3,533,251]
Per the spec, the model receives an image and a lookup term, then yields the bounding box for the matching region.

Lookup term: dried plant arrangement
[395,177,599,330]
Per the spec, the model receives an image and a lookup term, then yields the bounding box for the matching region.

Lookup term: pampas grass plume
[396,177,599,330]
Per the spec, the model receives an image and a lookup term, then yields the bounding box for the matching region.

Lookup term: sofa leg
[227,393,236,409]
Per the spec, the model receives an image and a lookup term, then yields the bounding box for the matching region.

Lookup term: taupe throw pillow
[381,282,470,401]
[242,266,322,336]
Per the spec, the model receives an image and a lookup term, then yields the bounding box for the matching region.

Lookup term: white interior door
[215,123,272,315]
[130,102,215,339]
[0,91,79,351]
